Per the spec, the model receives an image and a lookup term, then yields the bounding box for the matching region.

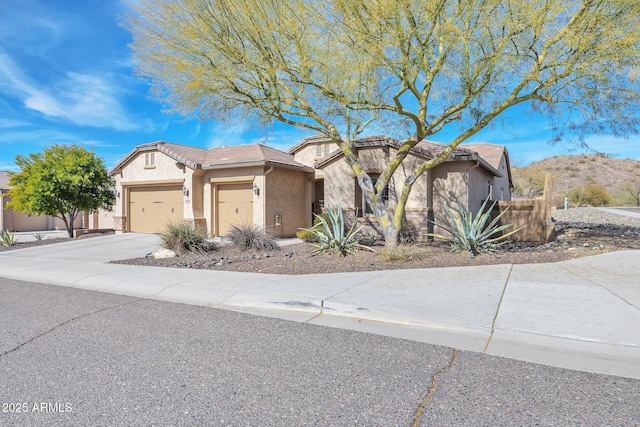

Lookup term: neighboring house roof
[462,143,506,170]
[203,144,312,171]
[110,141,311,175]
[313,135,503,177]
[463,143,513,185]
[0,171,11,191]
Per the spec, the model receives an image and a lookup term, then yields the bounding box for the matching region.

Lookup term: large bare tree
[123,0,640,246]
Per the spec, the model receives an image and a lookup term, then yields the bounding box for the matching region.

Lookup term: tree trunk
[59,213,75,238]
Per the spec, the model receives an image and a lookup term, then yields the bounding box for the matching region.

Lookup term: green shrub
[33,233,46,241]
[300,204,373,256]
[228,223,280,251]
[0,230,19,247]
[159,222,216,255]
[428,197,524,258]
[296,229,317,242]
[296,212,333,242]
[567,184,611,206]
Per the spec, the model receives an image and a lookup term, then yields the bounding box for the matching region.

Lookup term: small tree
[567,184,611,207]
[624,180,640,206]
[7,144,115,238]
[512,166,550,198]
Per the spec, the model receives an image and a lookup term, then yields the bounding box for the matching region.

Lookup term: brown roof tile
[461,143,506,170]
[157,142,208,168]
[204,144,310,170]
[314,136,476,167]
[287,134,336,154]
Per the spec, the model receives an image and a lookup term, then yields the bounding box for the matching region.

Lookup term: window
[145,152,155,168]
[355,173,389,215]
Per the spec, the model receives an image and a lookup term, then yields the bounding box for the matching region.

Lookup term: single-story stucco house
[289,135,512,236]
[0,171,84,232]
[110,142,315,237]
[109,136,513,239]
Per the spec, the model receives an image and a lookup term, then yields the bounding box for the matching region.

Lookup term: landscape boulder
[154,248,177,259]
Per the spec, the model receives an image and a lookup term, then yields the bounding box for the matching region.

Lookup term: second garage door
[217,183,253,236]
[129,186,184,233]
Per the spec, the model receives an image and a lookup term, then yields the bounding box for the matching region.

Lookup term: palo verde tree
[7,144,115,238]
[123,0,640,247]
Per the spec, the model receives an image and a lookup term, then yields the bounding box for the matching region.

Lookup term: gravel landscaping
[112,207,640,275]
[2,208,638,275]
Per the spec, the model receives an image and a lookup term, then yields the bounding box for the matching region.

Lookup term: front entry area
[129,186,184,233]
[216,183,253,236]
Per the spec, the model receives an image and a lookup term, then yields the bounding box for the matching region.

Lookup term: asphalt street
[1,277,639,426]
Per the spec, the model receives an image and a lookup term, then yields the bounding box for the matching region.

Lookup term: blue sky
[1,0,639,172]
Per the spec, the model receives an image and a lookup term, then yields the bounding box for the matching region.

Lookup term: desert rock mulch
[111,207,640,275]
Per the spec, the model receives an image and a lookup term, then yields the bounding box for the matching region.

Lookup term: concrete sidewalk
[0,233,638,379]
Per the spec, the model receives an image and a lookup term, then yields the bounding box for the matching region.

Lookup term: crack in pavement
[0,299,141,359]
[559,265,640,312]
[483,264,513,353]
[411,348,459,427]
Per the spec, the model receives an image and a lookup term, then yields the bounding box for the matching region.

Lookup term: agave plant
[301,204,373,256]
[428,197,524,258]
[0,230,19,247]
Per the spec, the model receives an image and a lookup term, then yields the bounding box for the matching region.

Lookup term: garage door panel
[217,183,253,236]
[129,186,184,233]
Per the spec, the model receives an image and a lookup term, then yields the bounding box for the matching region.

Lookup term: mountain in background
[512,154,640,207]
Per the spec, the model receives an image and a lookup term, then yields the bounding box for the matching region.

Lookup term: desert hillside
[512,154,640,206]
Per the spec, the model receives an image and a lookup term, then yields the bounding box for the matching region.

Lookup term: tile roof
[156,142,208,168]
[315,136,476,163]
[287,134,336,154]
[204,144,311,170]
[461,143,506,170]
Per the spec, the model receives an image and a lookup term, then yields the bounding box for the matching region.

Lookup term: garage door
[129,186,184,233]
[217,183,253,235]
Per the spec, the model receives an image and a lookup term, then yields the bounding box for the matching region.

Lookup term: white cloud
[0,48,152,132]
[0,118,32,128]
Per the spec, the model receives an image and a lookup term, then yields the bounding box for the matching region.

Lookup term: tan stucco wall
[493,155,512,201]
[264,168,311,237]
[1,191,84,232]
[429,161,469,233]
[467,164,494,213]
[112,150,192,232]
[291,142,339,179]
[321,147,429,213]
[88,208,114,230]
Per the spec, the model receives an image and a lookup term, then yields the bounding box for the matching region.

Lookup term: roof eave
[203,160,313,172]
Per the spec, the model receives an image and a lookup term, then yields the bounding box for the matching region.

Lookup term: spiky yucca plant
[302,204,373,257]
[428,197,524,258]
